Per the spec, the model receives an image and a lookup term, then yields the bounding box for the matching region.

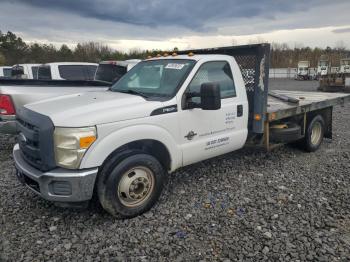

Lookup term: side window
[86,65,98,80]
[59,65,88,80]
[31,66,39,79]
[188,61,236,99]
[38,66,52,80]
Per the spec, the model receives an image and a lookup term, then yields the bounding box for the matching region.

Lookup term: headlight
[54,126,97,169]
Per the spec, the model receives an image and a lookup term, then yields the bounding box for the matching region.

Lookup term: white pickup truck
[37,62,98,80]
[0,79,110,134]
[13,44,350,218]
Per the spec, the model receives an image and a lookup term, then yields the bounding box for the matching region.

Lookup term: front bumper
[0,115,17,134]
[13,144,98,202]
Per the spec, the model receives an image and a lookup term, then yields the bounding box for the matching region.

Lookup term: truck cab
[317,59,330,79]
[340,58,350,74]
[37,62,98,80]
[297,61,311,80]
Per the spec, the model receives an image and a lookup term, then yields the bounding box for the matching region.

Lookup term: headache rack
[177,43,271,134]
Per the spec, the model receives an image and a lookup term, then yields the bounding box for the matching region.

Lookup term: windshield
[111,59,196,98]
[32,66,39,79]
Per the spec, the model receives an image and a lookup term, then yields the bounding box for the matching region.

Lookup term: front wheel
[97,153,165,218]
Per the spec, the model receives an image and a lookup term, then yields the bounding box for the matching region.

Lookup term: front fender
[80,124,182,172]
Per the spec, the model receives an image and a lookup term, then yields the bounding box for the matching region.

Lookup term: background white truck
[11,64,40,79]
[37,62,98,80]
[13,44,350,218]
[316,57,330,79]
[297,61,311,80]
[319,58,350,92]
[0,79,110,134]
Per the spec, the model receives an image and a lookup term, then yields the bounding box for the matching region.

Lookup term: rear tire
[97,152,165,218]
[300,115,325,152]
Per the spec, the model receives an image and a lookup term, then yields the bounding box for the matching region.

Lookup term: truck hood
[24,90,163,126]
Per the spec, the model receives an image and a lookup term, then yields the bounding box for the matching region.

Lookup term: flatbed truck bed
[267,90,350,121]
[260,90,350,150]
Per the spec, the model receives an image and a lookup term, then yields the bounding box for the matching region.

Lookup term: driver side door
[178,60,247,166]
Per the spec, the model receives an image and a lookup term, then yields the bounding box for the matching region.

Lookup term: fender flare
[80,124,182,171]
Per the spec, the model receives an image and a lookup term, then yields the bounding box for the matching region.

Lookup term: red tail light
[0,95,16,115]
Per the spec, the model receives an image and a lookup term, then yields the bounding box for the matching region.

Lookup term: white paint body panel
[25,55,249,172]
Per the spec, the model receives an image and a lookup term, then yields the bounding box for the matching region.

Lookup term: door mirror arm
[184,83,221,110]
[185,92,201,109]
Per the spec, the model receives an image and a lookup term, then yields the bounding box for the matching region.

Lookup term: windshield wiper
[115,89,149,99]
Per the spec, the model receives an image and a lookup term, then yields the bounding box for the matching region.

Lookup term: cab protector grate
[178,43,271,134]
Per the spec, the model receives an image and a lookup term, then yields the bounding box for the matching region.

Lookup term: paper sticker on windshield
[165,63,185,70]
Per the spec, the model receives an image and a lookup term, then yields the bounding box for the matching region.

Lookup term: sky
[0,0,350,52]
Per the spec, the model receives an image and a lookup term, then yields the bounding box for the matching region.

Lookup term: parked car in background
[0,79,110,134]
[316,56,330,79]
[0,66,12,79]
[95,59,141,83]
[11,64,40,79]
[296,61,311,80]
[37,62,98,81]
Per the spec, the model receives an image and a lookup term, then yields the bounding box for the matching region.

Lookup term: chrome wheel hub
[118,167,154,207]
[311,122,322,145]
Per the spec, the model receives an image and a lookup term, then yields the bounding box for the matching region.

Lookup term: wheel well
[106,139,171,171]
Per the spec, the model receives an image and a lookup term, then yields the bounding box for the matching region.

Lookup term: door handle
[237,105,243,117]
[185,131,197,140]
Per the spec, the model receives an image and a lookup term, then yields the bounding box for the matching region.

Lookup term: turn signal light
[0,95,16,115]
[79,136,96,149]
[254,114,262,121]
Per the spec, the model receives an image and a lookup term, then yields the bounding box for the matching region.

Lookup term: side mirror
[200,83,221,110]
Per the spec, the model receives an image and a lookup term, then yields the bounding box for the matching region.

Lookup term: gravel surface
[1,79,350,261]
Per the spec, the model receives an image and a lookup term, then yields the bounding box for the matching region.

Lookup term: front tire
[97,152,165,218]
